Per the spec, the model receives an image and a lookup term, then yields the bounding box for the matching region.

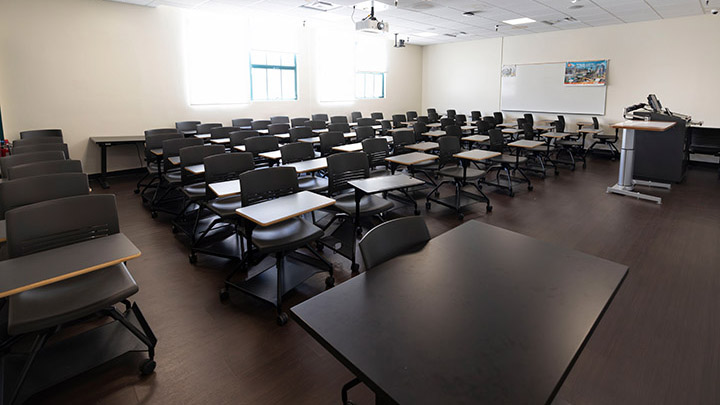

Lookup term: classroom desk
[404,142,438,152]
[284,157,328,174]
[232,145,246,152]
[496,122,517,128]
[298,137,321,144]
[333,143,363,153]
[184,164,204,174]
[424,130,446,138]
[535,124,556,132]
[209,179,241,198]
[460,125,476,133]
[259,150,282,161]
[291,220,628,405]
[426,123,441,129]
[540,132,571,175]
[385,152,438,175]
[210,138,231,144]
[504,139,545,194]
[576,121,594,130]
[461,135,489,143]
[89,136,146,189]
[168,156,181,166]
[194,134,211,139]
[501,128,522,139]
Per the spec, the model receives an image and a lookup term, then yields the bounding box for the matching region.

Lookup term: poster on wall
[501,65,516,78]
[564,60,607,86]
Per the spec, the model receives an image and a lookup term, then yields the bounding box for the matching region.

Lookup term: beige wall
[422,14,720,133]
[0,0,423,174]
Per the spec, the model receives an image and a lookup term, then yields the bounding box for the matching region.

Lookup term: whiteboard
[501,62,607,115]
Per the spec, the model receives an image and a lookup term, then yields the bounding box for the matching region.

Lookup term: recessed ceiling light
[354,1,390,12]
[301,1,342,12]
[502,17,536,25]
[463,11,474,16]
[416,32,439,37]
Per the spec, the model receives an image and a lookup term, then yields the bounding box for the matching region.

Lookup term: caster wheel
[414,209,420,216]
[486,205,493,212]
[351,263,360,272]
[528,185,533,191]
[219,288,229,302]
[134,189,140,194]
[325,276,335,288]
[189,253,197,264]
[425,202,431,209]
[457,213,464,221]
[171,225,179,234]
[277,312,289,326]
[140,359,156,375]
[151,211,158,219]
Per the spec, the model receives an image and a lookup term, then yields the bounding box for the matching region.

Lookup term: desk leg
[606,128,663,204]
[98,143,110,189]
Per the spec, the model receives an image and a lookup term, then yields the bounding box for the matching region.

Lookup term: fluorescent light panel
[415,32,439,37]
[354,1,390,12]
[503,17,536,25]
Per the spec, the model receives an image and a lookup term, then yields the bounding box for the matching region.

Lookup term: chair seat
[8,264,138,335]
[333,193,393,217]
[593,134,613,140]
[146,164,160,174]
[298,176,329,192]
[207,196,244,218]
[163,171,182,184]
[556,140,583,147]
[182,182,206,200]
[252,217,323,254]
[438,166,486,180]
[491,154,527,164]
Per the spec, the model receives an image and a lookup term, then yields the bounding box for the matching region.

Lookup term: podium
[607,120,677,204]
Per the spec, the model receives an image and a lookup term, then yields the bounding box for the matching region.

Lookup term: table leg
[606,128,663,204]
[98,143,110,189]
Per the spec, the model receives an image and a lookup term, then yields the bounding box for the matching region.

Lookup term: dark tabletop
[291,221,628,405]
[89,136,145,144]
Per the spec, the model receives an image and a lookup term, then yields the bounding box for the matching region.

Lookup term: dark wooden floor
[28,156,720,404]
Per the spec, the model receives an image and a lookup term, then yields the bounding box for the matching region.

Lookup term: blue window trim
[356,71,385,99]
[250,52,298,101]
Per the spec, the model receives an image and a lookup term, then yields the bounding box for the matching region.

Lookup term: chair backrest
[19,129,63,140]
[437,135,461,168]
[6,159,83,181]
[355,126,375,142]
[476,120,490,135]
[406,111,418,121]
[210,126,241,139]
[359,217,430,270]
[483,116,497,129]
[381,120,392,133]
[280,142,314,164]
[488,129,505,152]
[327,152,369,195]
[289,126,314,142]
[0,151,65,178]
[145,128,179,137]
[197,123,222,134]
[592,116,600,129]
[175,121,201,134]
[305,120,327,130]
[320,131,345,156]
[145,132,182,151]
[392,114,407,127]
[446,109,457,119]
[391,130,415,155]
[494,112,504,125]
[427,108,437,115]
[0,172,90,221]
[413,122,429,142]
[239,166,299,207]
[556,115,566,133]
[162,137,203,172]
[268,123,291,136]
[270,116,290,125]
[445,125,462,139]
[12,143,70,159]
[440,118,455,130]
[229,130,258,148]
[245,136,279,156]
[357,118,377,127]
[328,123,350,133]
[362,138,389,169]
[311,113,329,122]
[203,152,255,185]
[251,120,271,130]
[350,111,363,122]
[471,111,482,121]
[523,113,534,127]
[328,116,347,124]
[427,109,439,122]
[370,112,384,120]
[12,137,63,147]
[291,117,310,128]
[455,114,467,125]
[6,194,118,258]
[179,145,224,184]
[522,121,535,141]
[232,118,253,128]
[416,116,429,124]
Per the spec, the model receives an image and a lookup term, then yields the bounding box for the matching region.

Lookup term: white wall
[422,14,720,132]
[0,0,423,174]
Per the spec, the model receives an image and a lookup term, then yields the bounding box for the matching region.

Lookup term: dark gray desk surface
[291,221,628,405]
[0,233,141,298]
[348,174,425,194]
[89,136,145,144]
[282,157,328,174]
[236,191,335,226]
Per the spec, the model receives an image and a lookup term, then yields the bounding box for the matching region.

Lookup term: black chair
[475,120,490,136]
[312,114,329,122]
[268,123,291,137]
[245,136,279,166]
[391,130,415,156]
[456,114,467,126]
[416,116,429,124]
[280,142,328,193]
[425,136,491,219]
[357,118,377,127]
[392,114,407,128]
[291,117,310,128]
[0,172,90,220]
[362,137,390,177]
[19,129,63,140]
[210,126,241,141]
[553,115,586,170]
[0,151,65,179]
[370,112,384,120]
[319,131,345,156]
[440,118,455,131]
[304,120,327,131]
[3,194,156,404]
[328,123,351,134]
[523,113,535,128]
[235,167,333,325]
[175,121,201,136]
[12,137,63,147]
[446,109,457,120]
[251,120,271,131]
[519,121,547,176]
[483,116,497,130]
[427,108,439,123]
[270,116,290,125]
[445,125,463,139]
[5,159,83,181]
[150,137,204,217]
[11,143,70,159]
[350,111,362,123]
[196,123,222,135]
[380,120,392,136]
[484,129,532,197]
[229,130,259,150]
[289,126,314,143]
[471,111,482,122]
[330,116,348,124]
[406,111,418,122]
[145,128,179,136]
[354,126,375,142]
[494,112,504,125]
[586,117,619,159]
[231,118,253,129]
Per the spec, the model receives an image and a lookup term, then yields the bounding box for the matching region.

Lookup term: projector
[356,19,389,33]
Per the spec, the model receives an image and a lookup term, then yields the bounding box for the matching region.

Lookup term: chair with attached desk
[445,124,463,139]
[210,126,241,142]
[268,123,291,139]
[189,152,255,264]
[251,120,271,131]
[11,137,63,148]
[356,118,377,128]
[483,116,497,130]
[392,114,407,128]
[0,173,90,221]
[362,137,391,178]
[328,123,351,134]
[319,131,346,157]
[553,115,587,170]
[391,130,416,156]
[0,151,65,179]
[312,114,329,123]
[280,142,328,193]
[494,111,504,125]
[18,129,63,140]
[229,130,258,150]
[370,112,384,120]
[427,109,439,123]
[270,116,290,125]
[330,116,348,124]
[354,126,375,142]
[231,118,253,129]
[175,121,201,136]
[245,135,279,167]
[289,126,314,143]
[471,111,482,122]
[413,121,429,142]
[446,109,457,120]
[304,120,327,131]
[11,143,70,159]
[519,121,547,175]
[406,111,418,122]
[350,112,362,123]
[440,117,455,131]
[2,194,157,404]
[585,117,619,159]
[196,123,222,136]
[150,137,203,218]
[380,120,393,136]
[484,129,531,196]
[475,120,490,136]
[456,114,467,126]
[5,159,83,181]
[291,117,310,128]
[416,115,429,124]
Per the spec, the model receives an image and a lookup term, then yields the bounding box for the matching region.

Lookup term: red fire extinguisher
[0,140,7,157]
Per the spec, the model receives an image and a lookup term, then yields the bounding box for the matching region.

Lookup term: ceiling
[109,0,718,45]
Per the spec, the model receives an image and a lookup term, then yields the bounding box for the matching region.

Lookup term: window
[250,51,297,101]
[356,72,385,99]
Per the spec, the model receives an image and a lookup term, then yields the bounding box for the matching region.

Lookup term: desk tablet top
[291,221,628,405]
[0,233,141,298]
[194,134,211,139]
[496,123,517,128]
[578,128,602,134]
[460,125,476,131]
[508,139,544,149]
[502,128,521,134]
[283,157,328,174]
[425,130,446,138]
[542,132,571,139]
[298,137,321,144]
[168,156,180,166]
[150,148,163,156]
[405,142,438,152]
[385,152,438,166]
[90,136,145,144]
[427,123,441,128]
[232,145,246,152]
[0,219,6,243]
[184,163,204,174]
[348,174,424,194]
[259,150,282,160]
[210,138,230,144]
[273,133,291,139]
[209,179,241,197]
[333,143,363,152]
[461,135,489,143]
[611,120,677,131]
[454,149,500,161]
[235,191,335,226]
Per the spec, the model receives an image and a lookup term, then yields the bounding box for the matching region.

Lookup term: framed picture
[564,60,607,86]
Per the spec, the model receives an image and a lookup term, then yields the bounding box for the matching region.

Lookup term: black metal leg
[342,378,361,405]
[98,143,110,189]
[10,329,53,404]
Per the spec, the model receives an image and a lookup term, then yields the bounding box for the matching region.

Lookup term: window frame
[249,50,298,101]
[355,71,386,99]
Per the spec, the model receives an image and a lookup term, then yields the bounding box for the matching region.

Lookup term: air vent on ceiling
[301,1,342,12]
[542,16,578,25]
[569,4,584,9]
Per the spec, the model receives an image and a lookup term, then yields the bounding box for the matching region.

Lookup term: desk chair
[231,118,253,129]
[471,111,482,122]
[485,129,532,196]
[446,109,457,120]
[291,117,310,128]
[268,123,291,138]
[245,136,279,167]
[362,137,390,178]
[416,115,429,124]
[483,116,497,130]
[475,120,490,136]
[145,128,178,136]
[12,137,63,147]
[0,151,65,179]
[456,114,467,126]
[190,152,255,263]
[427,108,439,122]
[270,116,290,125]
[19,129,63,140]
[392,114,407,128]
[3,194,156,404]
[150,137,203,218]
[494,112,504,125]
[0,173,90,220]
[519,121,547,175]
[380,120,392,136]
[304,120,327,131]
[175,121,201,136]
[289,126,314,143]
[391,130,415,156]
[413,122,429,142]
[553,115,586,170]
[210,126,241,141]
[406,111,418,121]
[280,142,328,193]
[355,126,375,142]
[370,112,384,120]
[445,124,463,139]
[440,118,455,131]
[229,130,259,150]
[12,143,70,159]
[320,131,345,156]
[356,118,377,127]
[237,167,332,325]
[328,123,351,134]
[6,159,83,181]
[251,120,271,131]
[312,114,329,122]
[196,123,222,135]
[330,116,348,124]
[319,152,394,271]
[425,136,490,219]
[350,112,363,123]
[585,117,619,159]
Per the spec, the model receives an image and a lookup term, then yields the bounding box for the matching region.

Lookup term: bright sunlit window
[355,72,385,99]
[250,51,297,101]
